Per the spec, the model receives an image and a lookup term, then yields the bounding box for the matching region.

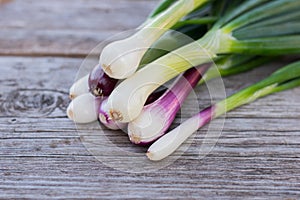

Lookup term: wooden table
[1,0,299,199]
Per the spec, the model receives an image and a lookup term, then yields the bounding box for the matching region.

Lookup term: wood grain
[0,0,300,199]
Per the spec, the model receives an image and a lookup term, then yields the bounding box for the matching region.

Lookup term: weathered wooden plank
[0,155,299,199]
[1,130,300,157]
[0,0,158,56]
[0,56,300,198]
[1,116,300,138]
[0,0,156,30]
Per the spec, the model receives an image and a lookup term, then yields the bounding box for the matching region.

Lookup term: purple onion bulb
[88,64,119,97]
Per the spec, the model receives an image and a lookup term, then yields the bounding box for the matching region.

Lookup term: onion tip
[129,133,141,144]
[67,104,74,120]
[92,87,103,97]
[69,94,74,100]
[146,151,154,160]
[109,109,123,121]
[98,113,107,123]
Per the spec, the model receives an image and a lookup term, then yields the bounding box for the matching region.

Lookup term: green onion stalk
[147,61,300,161]
[106,0,300,122]
[99,0,210,79]
[199,55,274,85]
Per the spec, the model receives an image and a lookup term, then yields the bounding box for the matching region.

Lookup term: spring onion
[98,97,127,130]
[69,75,89,100]
[67,93,101,124]
[100,0,209,79]
[147,61,300,161]
[106,0,300,122]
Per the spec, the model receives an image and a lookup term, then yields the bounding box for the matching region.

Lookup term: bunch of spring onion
[67,54,270,125]
[106,0,300,123]
[66,0,300,160]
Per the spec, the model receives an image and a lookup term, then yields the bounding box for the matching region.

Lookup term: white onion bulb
[67,93,100,124]
[69,75,89,100]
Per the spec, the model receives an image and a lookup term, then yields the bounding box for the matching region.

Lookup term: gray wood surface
[0,0,300,199]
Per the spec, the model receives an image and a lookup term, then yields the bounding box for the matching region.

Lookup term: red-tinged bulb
[88,64,119,97]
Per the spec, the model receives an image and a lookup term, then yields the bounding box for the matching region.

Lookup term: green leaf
[235,9,300,31]
[230,35,300,55]
[214,0,268,29]
[215,61,300,116]
[172,17,217,29]
[148,0,176,18]
[270,77,300,94]
[223,0,300,32]
[233,22,300,39]
[200,55,273,85]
